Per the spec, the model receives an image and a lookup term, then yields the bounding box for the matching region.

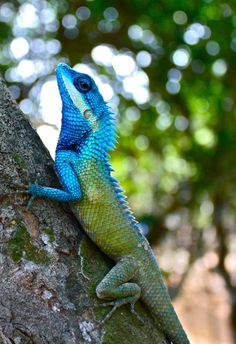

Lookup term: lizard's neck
[82,107,117,158]
[57,105,117,158]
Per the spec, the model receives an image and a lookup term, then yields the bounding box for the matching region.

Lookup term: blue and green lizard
[29,63,190,344]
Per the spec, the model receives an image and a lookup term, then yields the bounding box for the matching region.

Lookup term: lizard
[29,63,190,344]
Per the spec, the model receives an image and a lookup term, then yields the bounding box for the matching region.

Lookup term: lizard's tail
[139,256,190,344]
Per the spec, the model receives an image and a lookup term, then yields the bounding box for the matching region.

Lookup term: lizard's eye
[73,77,92,93]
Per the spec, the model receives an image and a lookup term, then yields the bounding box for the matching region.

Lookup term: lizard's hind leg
[96,257,141,324]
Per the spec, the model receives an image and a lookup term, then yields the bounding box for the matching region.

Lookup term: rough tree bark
[0,78,167,344]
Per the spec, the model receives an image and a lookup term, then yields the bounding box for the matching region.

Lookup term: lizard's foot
[95,257,141,326]
[129,303,145,324]
[0,184,29,203]
[26,194,36,210]
[88,301,120,333]
[96,297,142,326]
[0,181,38,209]
[1,189,29,196]
[97,300,122,325]
[1,181,29,195]
[27,180,41,209]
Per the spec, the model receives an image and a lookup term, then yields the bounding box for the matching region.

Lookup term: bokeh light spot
[0,3,14,22]
[133,87,150,104]
[98,83,114,101]
[62,14,77,29]
[40,79,61,126]
[172,48,191,68]
[156,100,170,114]
[30,38,45,54]
[200,200,214,215]
[46,39,61,55]
[173,11,188,25]
[128,25,143,40]
[183,23,206,45]
[136,51,152,67]
[104,7,119,20]
[16,3,39,29]
[17,59,35,79]
[206,41,220,56]
[112,54,136,76]
[122,71,149,104]
[40,8,55,24]
[212,59,227,76]
[202,26,211,39]
[221,3,232,17]
[141,30,156,45]
[19,98,34,115]
[37,125,59,159]
[73,63,95,76]
[166,80,180,94]
[175,116,189,131]
[194,127,216,147]
[10,37,29,59]
[76,6,91,20]
[155,113,172,131]
[135,135,149,151]
[168,68,182,81]
[91,45,114,66]
[125,107,141,122]
[8,85,20,99]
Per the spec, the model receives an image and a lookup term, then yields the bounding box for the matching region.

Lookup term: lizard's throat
[56,125,91,152]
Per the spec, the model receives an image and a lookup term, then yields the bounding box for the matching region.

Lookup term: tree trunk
[0,78,167,344]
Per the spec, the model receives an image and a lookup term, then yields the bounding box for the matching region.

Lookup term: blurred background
[0,0,236,342]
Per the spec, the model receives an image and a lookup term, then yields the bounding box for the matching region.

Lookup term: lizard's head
[56,63,108,147]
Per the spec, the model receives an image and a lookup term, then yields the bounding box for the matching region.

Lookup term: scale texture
[29,63,190,344]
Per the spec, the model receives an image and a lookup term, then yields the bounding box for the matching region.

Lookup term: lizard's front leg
[96,256,141,324]
[29,159,82,203]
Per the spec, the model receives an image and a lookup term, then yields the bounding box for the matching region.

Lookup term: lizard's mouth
[56,63,73,100]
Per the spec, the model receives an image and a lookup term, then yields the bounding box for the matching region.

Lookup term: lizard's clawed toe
[130,303,145,324]
[97,301,117,308]
[26,195,36,209]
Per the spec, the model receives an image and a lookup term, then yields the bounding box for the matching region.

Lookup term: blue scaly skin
[29,63,190,344]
